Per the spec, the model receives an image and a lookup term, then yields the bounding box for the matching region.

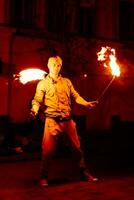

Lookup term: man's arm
[75,96,98,109]
[31,80,45,116]
[67,78,98,109]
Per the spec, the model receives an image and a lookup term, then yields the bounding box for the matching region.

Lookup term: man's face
[48,60,62,76]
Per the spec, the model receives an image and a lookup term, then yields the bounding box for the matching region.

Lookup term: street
[0,157,134,200]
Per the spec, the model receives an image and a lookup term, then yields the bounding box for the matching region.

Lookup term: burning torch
[14,68,47,84]
[96,46,120,102]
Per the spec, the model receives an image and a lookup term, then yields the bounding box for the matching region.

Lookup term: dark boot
[80,168,98,182]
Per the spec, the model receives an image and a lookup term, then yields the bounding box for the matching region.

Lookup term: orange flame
[97,46,120,77]
[15,68,47,84]
[109,54,120,77]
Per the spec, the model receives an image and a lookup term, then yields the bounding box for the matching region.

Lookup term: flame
[97,46,120,77]
[97,47,108,62]
[109,54,120,77]
[15,68,47,84]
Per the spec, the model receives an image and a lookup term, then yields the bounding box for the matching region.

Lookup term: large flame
[109,54,120,77]
[97,46,120,77]
[15,68,47,84]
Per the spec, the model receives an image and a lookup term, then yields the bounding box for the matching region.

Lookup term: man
[31,56,98,187]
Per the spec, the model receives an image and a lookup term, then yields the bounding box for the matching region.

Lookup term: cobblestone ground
[0,159,134,200]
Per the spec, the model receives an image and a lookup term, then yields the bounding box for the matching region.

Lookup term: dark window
[77,3,96,37]
[46,0,66,33]
[5,0,37,28]
[119,0,134,40]
[0,58,2,74]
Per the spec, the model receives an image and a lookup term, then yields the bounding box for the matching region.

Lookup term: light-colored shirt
[32,74,81,118]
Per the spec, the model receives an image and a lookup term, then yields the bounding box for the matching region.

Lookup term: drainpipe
[8,32,16,122]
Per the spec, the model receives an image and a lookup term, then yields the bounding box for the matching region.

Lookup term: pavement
[0,128,134,200]
[0,157,134,200]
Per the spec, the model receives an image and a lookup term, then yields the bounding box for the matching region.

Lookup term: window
[119,0,134,40]
[46,0,66,34]
[5,0,37,28]
[77,5,95,37]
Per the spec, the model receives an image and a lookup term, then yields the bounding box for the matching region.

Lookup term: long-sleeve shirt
[31,74,81,118]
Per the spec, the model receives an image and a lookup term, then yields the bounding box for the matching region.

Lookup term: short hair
[48,56,62,67]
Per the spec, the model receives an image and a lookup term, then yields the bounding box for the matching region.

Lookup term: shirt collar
[47,74,62,83]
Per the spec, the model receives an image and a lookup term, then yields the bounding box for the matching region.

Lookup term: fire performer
[31,56,98,187]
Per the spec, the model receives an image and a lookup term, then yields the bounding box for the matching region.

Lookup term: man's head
[47,56,62,76]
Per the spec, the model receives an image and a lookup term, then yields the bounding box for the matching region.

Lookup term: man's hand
[30,110,38,119]
[86,100,99,109]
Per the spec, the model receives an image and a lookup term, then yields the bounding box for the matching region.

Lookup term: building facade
[0,0,134,129]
